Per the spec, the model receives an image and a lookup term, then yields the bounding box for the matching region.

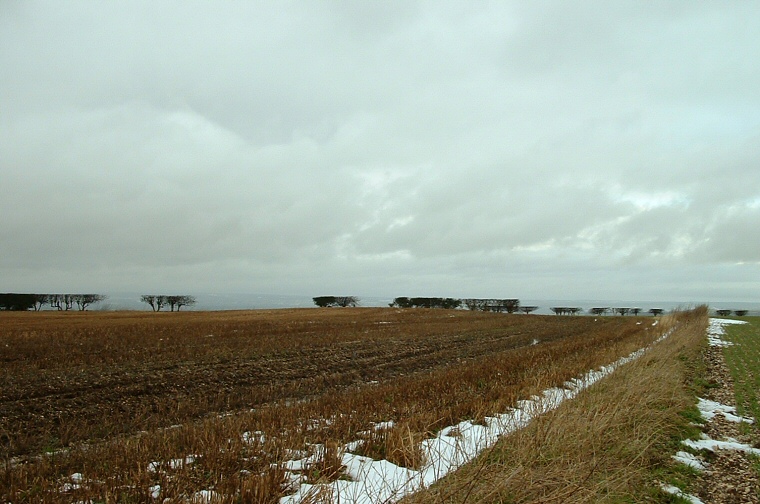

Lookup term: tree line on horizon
[556,307,665,316]
[389,297,529,313]
[313,296,528,312]
[5,292,750,316]
[311,296,682,317]
[0,293,107,311]
[312,296,360,308]
[140,295,197,312]
[715,309,748,316]
[0,293,198,312]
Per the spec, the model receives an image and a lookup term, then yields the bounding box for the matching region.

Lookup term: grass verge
[721,317,760,435]
[719,315,760,484]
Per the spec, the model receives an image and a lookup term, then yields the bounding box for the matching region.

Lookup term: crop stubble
[1,308,661,502]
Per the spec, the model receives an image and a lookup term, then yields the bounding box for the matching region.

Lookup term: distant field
[1,308,666,502]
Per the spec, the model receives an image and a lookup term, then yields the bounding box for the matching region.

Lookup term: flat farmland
[1,308,667,502]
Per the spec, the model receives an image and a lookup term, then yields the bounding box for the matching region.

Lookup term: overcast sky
[2,1,760,303]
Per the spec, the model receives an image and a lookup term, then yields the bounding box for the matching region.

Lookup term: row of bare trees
[555,307,665,316]
[550,307,583,316]
[388,297,530,313]
[312,296,360,308]
[140,295,197,312]
[0,293,107,311]
[389,297,461,309]
[462,298,521,313]
[715,309,748,316]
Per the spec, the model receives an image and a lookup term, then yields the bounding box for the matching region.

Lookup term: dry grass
[351,422,427,469]
[0,307,676,502]
[402,307,708,504]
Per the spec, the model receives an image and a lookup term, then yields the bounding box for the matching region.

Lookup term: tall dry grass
[402,307,708,504]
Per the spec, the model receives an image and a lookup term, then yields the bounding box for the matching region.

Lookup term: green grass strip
[720,316,760,427]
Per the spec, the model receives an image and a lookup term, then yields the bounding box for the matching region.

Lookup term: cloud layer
[2,1,760,302]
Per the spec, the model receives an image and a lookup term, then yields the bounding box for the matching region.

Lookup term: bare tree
[519,306,538,314]
[631,307,642,316]
[47,294,72,310]
[335,296,359,307]
[167,295,196,311]
[32,294,49,311]
[589,307,609,316]
[313,296,359,307]
[551,307,581,315]
[390,297,413,308]
[48,294,63,310]
[613,307,631,316]
[74,294,107,311]
[166,295,180,312]
[141,295,167,312]
[313,296,335,307]
[494,299,520,313]
[177,295,196,311]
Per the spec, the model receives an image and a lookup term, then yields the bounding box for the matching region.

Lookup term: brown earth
[0,308,643,459]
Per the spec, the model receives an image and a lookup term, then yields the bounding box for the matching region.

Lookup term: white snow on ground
[697,397,754,424]
[683,435,760,456]
[661,484,705,504]
[148,455,198,473]
[136,317,752,504]
[672,451,708,471]
[706,317,747,347]
[280,325,671,504]
[65,320,688,503]
[663,318,757,503]
[69,322,669,504]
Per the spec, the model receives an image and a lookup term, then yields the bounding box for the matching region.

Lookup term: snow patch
[281,328,677,503]
[707,317,747,347]
[660,484,705,504]
[697,397,754,424]
[147,455,198,473]
[672,451,708,471]
[683,435,760,456]
[373,421,395,431]
[149,484,161,499]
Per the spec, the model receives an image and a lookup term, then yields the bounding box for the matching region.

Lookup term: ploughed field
[1,308,665,502]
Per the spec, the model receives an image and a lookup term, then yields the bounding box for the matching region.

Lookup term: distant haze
[2,2,760,304]
[99,293,755,318]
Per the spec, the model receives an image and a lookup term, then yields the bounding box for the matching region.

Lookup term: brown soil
[0,308,641,459]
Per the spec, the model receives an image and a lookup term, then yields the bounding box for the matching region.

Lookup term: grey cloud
[2,1,760,301]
